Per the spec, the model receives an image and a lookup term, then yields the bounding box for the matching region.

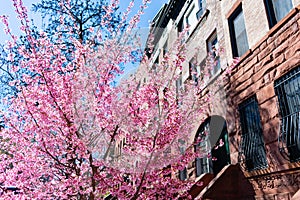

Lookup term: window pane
[207,34,218,52]
[207,32,220,75]
[196,158,202,176]
[189,60,198,84]
[197,0,206,18]
[201,157,209,173]
[272,0,293,22]
[179,167,187,180]
[233,11,249,56]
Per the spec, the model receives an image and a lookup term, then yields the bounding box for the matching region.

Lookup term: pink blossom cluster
[0,0,238,199]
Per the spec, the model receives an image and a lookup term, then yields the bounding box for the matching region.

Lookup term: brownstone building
[222,3,300,200]
[139,0,300,199]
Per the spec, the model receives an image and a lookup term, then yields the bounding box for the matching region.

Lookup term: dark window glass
[178,139,187,180]
[239,96,268,171]
[274,66,300,162]
[178,17,184,33]
[228,6,249,57]
[211,122,231,175]
[163,41,168,56]
[176,73,183,106]
[264,0,293,28]
[179,167,187,180]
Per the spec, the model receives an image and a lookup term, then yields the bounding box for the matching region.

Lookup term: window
[185,4,198,36]
[195,157,211,176]
[264,0,293,28]
[197,0,206,19]
[274,66,300,162]
[207,31,220,76]
[154,57,159,64]
[178,139,187,180]
[178,17,184,34]
[195,121,213,176]
[238,96,268,171]
[195,116,230,176]
[198,58,206,82]
[228,5,249,57]
[179,167,187,180]
[211,117,231,174]
[189,59,198,85]
[176,73,183,93]
[163,41,168,57]
[176,73,183,105]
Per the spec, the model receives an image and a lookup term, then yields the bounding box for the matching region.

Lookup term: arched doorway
[194,115,230,176]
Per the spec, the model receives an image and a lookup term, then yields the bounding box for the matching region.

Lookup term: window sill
[267,7,297,36]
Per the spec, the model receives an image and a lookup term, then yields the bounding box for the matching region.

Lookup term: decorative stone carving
[250,172,300,191]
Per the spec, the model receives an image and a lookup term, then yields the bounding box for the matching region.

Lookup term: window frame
[264,0,293,28]
[197,0,206,19]
[186,4,196,27]
[228,5,249,57]
[206,30,220,76]
[195,116,231,176]
[163,41,168,57]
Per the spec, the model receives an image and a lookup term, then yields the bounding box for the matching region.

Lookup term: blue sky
[0,0,169,44]
[0,0,169,81]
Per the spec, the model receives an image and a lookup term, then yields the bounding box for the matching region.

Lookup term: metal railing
[278,112,300,161]
[275,66,300,162]
[239,129,268,171]
[238,96,268,171]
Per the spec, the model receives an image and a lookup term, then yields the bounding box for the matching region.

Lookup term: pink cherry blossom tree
[0,0,237,199]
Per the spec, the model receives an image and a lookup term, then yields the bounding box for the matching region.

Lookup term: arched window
[194,116,230,177]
